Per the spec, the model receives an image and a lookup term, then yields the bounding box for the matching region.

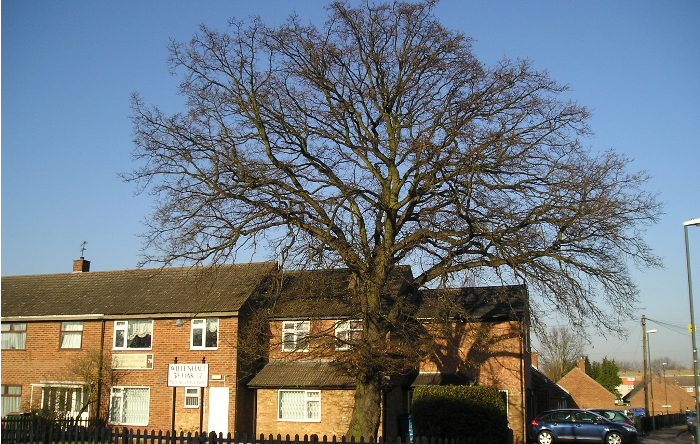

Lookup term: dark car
[531,409,638,444]
[587,409,635,426]
[625,407,646,418]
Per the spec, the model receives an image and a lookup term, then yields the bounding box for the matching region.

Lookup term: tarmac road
[639,425,695,443]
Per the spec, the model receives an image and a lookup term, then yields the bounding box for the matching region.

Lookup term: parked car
[587,409,635,426]
[531,409,638,444]
[689,415,697,435]
[625,407,646,418]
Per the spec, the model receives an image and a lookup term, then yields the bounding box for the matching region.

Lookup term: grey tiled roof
[1,262,278,318]
[247,360,355,388]
[416,285,527,321]
[266,266,413,319]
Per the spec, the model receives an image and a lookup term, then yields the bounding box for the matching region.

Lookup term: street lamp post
[662,362,669,415]
[684,218,700,444]
[647,329,658,427]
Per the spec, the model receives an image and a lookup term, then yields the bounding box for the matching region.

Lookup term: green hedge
[411,385,509,444]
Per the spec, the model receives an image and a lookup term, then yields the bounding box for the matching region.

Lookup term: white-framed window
[60,322,83,349]
[184,388,200,408]
[190,319,218,349]
[282,321,309,352]
[335,319,362,350]
[1,386,22,417]
[278,390,320,422]
[41,386,88,419]
[109,387,150,426]
[1,323,27,350]
[113,320,153,350]
[499,389,509,419]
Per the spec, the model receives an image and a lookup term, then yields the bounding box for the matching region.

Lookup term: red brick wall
[1,317,250,434]
[419,320,529,444]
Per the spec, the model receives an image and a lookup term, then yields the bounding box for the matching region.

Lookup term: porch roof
[247,360,355,389]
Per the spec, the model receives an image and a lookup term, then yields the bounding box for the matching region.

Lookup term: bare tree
[126,0,662,437]
[536,326,586,382]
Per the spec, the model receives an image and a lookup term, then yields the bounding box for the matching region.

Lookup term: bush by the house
[411,385,509,444]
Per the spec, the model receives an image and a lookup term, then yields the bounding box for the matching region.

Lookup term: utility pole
[642,315,650,417]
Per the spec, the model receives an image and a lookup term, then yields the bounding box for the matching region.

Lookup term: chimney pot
[73,258,90,273]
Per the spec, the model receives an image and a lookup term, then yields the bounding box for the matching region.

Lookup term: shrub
[411,385,509,444]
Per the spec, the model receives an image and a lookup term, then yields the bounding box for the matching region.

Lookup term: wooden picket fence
[0,420,466,444]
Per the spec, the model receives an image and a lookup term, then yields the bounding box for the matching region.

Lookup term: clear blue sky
[2,0,699,366]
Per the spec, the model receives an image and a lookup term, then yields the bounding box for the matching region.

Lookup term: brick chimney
[531,352,538,369]
[73,257,90,273]
[578,357,587,372]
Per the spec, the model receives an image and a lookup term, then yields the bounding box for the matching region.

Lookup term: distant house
[1,259,278,434]
[557,359,617,410]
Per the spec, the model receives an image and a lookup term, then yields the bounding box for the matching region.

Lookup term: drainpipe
[96,319,106,421]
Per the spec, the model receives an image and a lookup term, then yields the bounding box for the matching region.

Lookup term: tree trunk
[348,377,383,439]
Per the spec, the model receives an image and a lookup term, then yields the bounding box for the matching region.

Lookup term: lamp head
[685,218,700,227]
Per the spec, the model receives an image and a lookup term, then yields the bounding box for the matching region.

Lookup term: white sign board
[168,363,209,387]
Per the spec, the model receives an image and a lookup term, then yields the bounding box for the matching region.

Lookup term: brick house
[1,259,278,435]
[248,268,533,443]
[3,261,534,443]
[557,359,617,410]
[622,376,695,414]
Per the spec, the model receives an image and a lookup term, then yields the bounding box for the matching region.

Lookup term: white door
[207,387,229,435]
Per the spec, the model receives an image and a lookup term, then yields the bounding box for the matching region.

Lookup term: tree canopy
[588,357,622,398]
[127,0,662,436]
[537,326,585,382]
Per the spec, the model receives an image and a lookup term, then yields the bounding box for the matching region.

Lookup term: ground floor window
[109,387,149,426]
[184,388,200,408]
[41,386,88,419]
[278,390,320,422]
[1,386,21,417]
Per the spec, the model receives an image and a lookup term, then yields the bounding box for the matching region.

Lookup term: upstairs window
[1,323,27,350]
[335,320,362,350]
[60,322,83,349]
[113,320,152,350]
[282,321,309,352]
[190,319,218,349]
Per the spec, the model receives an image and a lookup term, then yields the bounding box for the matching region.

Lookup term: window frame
[190,318,219,350]
[60,321,84,349]
[109,386,150,426]
[277,389,321,422]
[113,320,153,350]
[1,385,22,417]
[1,323,27,350]
[282,321,310,352]
[184,387,200,408]
[335,319,362,351]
